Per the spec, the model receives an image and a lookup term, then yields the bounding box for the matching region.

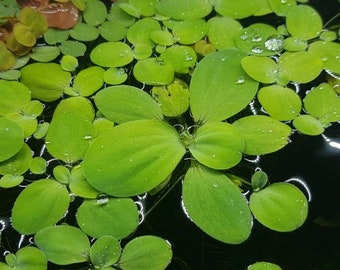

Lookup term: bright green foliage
[20,63,71,102]
[161,45,197,74]
[0,69,21,80]
[69,165,100,198]
[189,122,245,170]
[293,115,325,136]
[250,182,308,232]
[309,41,340,74]
[12,179,70,234]
[70,22,99,41]
[95,85,163,123]
[53,165,71,184]
[257,85,301,121]
[251,170,268,192]
[1,247,47,270]
[126,18,161,47]
[241,56,278,84]
[248,261,282,270]
[71,66,105,96]
[269,0,296,16]
[76,198,139,239]
[150,30,174,46]
[99,21,127,42]
[82,120,186,196]
[29,157,47,174]
[83,0,107,26]
[60,55,79,71]
[44,28,70,45]
[35,225,90,265]
[190,48,258,123]
[30,46,60,62]
[0,143,31,177]
[118,235,172,270]
[59,40,87,57]
[127,0,158,17]
[182,166,252,244]
[103,67,128,85]
[172,19,208,45]
[283,36,308,52]
[233,115,291,155]
[0,175,24,188]
[214,0,262,19]
[90,236,121,269]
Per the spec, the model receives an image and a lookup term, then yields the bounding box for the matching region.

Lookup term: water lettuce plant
[1,0,340,269]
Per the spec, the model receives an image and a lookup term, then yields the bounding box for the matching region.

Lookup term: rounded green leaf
[126,18,161,47]
[258,85,302,121]
[161,45,197,74]
[118,235,172,270]
[29,157,47,174]
[214,0,262,19]
[190,48,258,123]
[0,69,21,80]
[268,0,296,16]
[99,21,127,42]
[283,37,308,52]
[309,41,340,74]
[43,28,69,45]
[251,170,268,192]
[60,55,79,72]
[11,247,47,270]
[90,236,121,268]
[286,5,322,40]
[133,57,174,85]
[0,117,24,162]
[59,40,87,57]
[156,0,212,20]
[108,3,136,26]
[20,63,71,102]
[76,198,139,239]
[129,0,158,17]
[189,122,245,170]
[30,46,60,62]
[250,182,308,232]
[82,120,186,196]
[35,225,90,265]
[0,42,16,71]
[233,115,291,155]
[90,41,134,68]
[12,179,70,234]
[83,0,107,26]
[172,19,208,45]
[53,165,71,184]
[150,30,174,46]
[293,114,324,136]
[248,261,282,270]
[69,22,99,41]
[103,67,128,85]
[303,83,340,124]
[72,66,105,96]
[0,143,31,176]
[0,174,24,188]
[119,3,141,18]
[94,85,163,123]
[182,166,252,244]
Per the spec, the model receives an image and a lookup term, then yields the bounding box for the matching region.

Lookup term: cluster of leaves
[1,0,340,269]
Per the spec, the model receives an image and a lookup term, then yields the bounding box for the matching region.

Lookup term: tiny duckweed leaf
[172,19,208,45]
[233,115,291,155]
[133,57,174,85]
[151,79,190,117]
[60,55,79,71]
[250,182,308,232]
[251,170,268,191]
[90,41,134,68]
[5,112,37,137]
[30,46,60,62]
[189,122,245,170]
[127,18,161,47]
[268,0,296,16]
[59,40,87,57]
[29,157,47,174]
[156,0,212,20]
[129,0,158,17]
[33,122,49,139]
[103,67,128,85]
[0,175,24,188]
[309,41,340,74]
[190,49,258,123]
[207,16,242,50]
[0,143,31,176]
[293,114,325,136]
[90,236,121,268]
[182,166,252,244]
[94,85,163,123]
[161,45,197,74]
[0,117,24,162]
[132,44,153,60]
[248,261,282,270]
[9,246,47,270]
[82,120,186,196]
[0,80,31,116]
[12,179,70,234]
[108,3,136,27]
[35,225,90,265]
[0,69,21,80]
[83,0,107,26]
[278,51,323,83]
[119,3,141,18]
[23,100,44,118]
[118,235,172,270]
[303,83,340,124]
[319,30,337,42]
[214,0,262,19]
[43,28,69,45]
[69,22,99,41]
[99,21,127,42]
[241,55,278,84]
[150,30,174,46]
[53,165,71,184]
[258,85,302,121]
[76,198,139,239]
[20,63,71,102]
[283,37,308,52]
[286,5,322,40]
[73,66,105,96]
[69,165,100,199]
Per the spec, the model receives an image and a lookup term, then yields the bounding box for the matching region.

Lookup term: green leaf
[151,79,190,117]
[103,67,128,85]
[150,30,174,46]
[35,225,90,265]
[0,69,21,80]
[69,164,100,198]
[82,119,186,196]
[0,143,32,176]
[118,235,172,270]
[53,165,71,184]
[30,46,60,62]
[189,122,244,170]
[190,48,258,123]
[251,170,268,191]
[69,22,99,41]
[20,63,71,102]
[90,236,121,268]
[43,28,69,45]
[83,0,107,26]
[129,0,158,17]
[303,83,340,124]
[214,0,262,19]
[90,41,134,68]
[233,115,291,155]
[60,55,79,72]
[59,40,87,57]
[126,18,161,47]
[249,182,308,232]
[99,21,127,42]
[0,117,24,162]
[293,114,324,136]
[0,174,24,188]
[248,261,282,270]
[268,0,296,16]
[29,157,47,174]
[76,198,139,239]
[172,19,208,45]
[72,66,105,96]
[182,166,252,244]
[9,247,47,270]
[283,37,308,52]
[258,85,302,121]
[0,42,16,71]
[12,179,70,234]
[156,0,212,20]
[309,41,340,74]
[94,85,163,123]
[161,45,197,74]
[286,5,322,40]
[278,51,323,83]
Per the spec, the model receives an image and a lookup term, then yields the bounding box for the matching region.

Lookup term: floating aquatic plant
[0,0,340,269]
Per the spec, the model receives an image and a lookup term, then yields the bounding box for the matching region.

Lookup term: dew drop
[251,46,263,54]
[235,77,245,84]
[264,35,284,51]
[252,35,262,42]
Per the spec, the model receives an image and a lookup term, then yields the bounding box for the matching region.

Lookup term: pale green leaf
[90,236,121,268]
